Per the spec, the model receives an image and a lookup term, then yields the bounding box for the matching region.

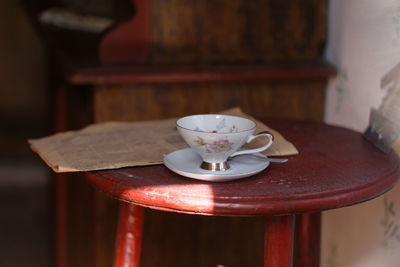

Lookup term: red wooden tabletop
[86,119,400,216]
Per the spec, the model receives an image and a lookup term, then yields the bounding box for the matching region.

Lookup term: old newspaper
[29,108,298,172]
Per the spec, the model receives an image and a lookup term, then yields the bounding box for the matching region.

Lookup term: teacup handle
[230,131,274,157]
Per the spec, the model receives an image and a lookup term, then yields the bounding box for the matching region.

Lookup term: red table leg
[113,202,144,267]
[55,87,68,267]
[295,212,321,267]
[264,215,295,267]
[55,173,67,267]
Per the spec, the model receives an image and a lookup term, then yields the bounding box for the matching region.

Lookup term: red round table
[86,119,400,267]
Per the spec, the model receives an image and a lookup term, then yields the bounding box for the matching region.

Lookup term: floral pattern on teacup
[195,136,206,146]
[210,139,234,152]
[228,125,238,133]
[208,125,238,134]
[194,136,234,153]
[194,117,238,133]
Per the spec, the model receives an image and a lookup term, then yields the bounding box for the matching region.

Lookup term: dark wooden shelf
[66,61,337,85]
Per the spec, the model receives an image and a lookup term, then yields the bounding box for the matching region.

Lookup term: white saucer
[163,148,270,182]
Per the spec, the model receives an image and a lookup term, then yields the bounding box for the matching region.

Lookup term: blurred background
[0,0,52,266]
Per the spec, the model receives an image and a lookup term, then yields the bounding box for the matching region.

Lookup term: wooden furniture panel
[101,0,327,64]
[150,0,326,63]
[94,80,326,122]
[53,85,94,267]
[67,62,336,84]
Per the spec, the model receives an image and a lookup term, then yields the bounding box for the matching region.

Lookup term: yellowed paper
[29,108,298,173]
[221,108,298,156]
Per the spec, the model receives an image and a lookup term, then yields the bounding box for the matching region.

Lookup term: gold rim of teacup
[176,114,257,134]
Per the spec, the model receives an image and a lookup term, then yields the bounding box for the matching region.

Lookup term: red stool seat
[86,119,400,267]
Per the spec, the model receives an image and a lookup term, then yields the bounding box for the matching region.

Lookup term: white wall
[322,1,400,266]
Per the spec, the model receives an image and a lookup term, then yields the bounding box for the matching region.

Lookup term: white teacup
[176,114,274,171]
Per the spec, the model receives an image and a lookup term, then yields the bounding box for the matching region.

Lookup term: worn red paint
[113,203,144,267]
[264,215,295,267]
[55,174,67,267]
[86,119,400,216]
[67,62,337,85]
[55,88,68,267]
[295,212,321,267]
[99,0,152,64]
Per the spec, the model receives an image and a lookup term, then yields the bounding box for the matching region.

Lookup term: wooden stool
[86,119,400,267]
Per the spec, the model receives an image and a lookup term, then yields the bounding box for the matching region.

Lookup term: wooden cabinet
[27,0,336,266]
